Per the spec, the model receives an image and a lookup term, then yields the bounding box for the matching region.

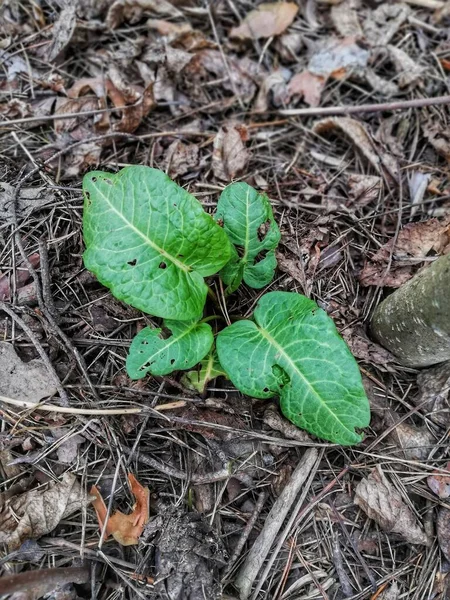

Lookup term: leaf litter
[1,0,450,596]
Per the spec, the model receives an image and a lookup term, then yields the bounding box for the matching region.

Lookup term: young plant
[83,165,370,445]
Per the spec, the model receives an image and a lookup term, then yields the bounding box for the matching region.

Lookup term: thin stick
[0,395,185,415]
[279,94,450,118]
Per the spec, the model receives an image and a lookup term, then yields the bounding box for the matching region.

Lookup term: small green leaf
[83,166,232,320]
[181,350,227,393]
[126,320,213,379]
[216,291,370,445]
[215,182,281,289]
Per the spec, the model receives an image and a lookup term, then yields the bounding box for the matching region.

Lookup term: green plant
[83,166,370,444]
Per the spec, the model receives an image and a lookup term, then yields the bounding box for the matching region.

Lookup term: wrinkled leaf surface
[216,291,370,444]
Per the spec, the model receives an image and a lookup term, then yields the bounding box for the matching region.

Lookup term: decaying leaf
[212,123,250,181]
[414,362,450,427]
[312,117,397,176]
[106,0,182,29]
[51,429,84,465]
[46,2,77,61]
[363,3,411,46]
[308,38,369,79]
[230,2,298,40]
[0,342,57,403]
[386,45,424,88]
[354,465,430,545]
[437,507,450,561]
[254,69,289,111]
[342,327,395,367]
[347,173,382,207]
[164,140,199,178]
[423,120,450,162]
[427,462,450,498]
[287,71,325,108]
[0,473,83,551]
[0,253,39,302]
[331,0,362,38]
[90,473,149,546]
[360,216,450,287]
[0,183,55,225]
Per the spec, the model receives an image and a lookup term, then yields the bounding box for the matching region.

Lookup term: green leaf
[181,350,227,394]
[126,319,213,379]
[215,182,281,290]
[83,166,232,320]
[216,291,370,445]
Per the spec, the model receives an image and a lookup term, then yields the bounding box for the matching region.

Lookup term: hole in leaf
[127,259,137,266]
[257,220,271,241]
[159,262,167,269]
[91,176,97,183]
[263,387,269,393]
[103,178,113,185]
[170,359,175,365]
[253,249,268,265]
[272,364,290,388]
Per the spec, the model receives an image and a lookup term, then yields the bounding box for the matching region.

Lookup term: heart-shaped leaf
[216,291,370,444]
[126,319,214,379]
[215,182,280,291]
[181,350,227,394]
[83,166,232,320]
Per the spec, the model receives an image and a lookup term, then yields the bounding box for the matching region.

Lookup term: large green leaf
[181,350,227,394]
[216,291,370,445]
[215,183,280,291]
[126,319,213,379]
[83,166,232,320]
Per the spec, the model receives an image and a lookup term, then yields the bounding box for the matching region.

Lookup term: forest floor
[1,1,450,599]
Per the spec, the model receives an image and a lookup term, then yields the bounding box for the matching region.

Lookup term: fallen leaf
[354,465,430,545]
[0,342,57,403]
[230,2,298,40]
[212,123,250,181]
[0,183,55,224]
[51,429,84,465]
[164,140,199,178]
[415,362,450,427]
[106,0,182,29]
[308,38,369,79]
[313,117,396,175]
[359,217,450,287]
[347,173,382,207]
[379,582,400,600]
[342,327,395,367]
[0,253,40,301]
[437,507,450,561]
[286,71,325,107]
[47,2,77,61]
[0,472,83,551]
[275,31,303,61]
[363,3,411,46]
[386,45,424,88]
[427,462,450,498]
[254,69,289,111]
[331,0,363,38]
[146,18,192,37]
[90,473,149,546]
[423,120,450,162]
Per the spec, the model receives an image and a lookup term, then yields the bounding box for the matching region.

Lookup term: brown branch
[279,94,450,118]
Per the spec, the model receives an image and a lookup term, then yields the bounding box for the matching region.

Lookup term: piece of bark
[235,448,318,599]
[371,254,450,367]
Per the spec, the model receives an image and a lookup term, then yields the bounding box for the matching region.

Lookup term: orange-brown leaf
[230,2,298,40]
[90,473,149,546]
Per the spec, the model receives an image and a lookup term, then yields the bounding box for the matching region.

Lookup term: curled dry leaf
[164,140,199,178]
[212,123,250,182]
[354,465,430,546]
[90,473,149,546]
[0,341,57,403]
[0,473,83,551]
[254,69,289,112]
[230,2,298,40]
[359,216,450,287]
[312,117,397,176]
[106,0,182,29]
[427,462,450,498]
[415,361,450,427]
[287,71,325,108]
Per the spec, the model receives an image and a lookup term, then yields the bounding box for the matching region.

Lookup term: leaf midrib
[95,183,190,273]
[258,325,354,436]
[143,322,198,366]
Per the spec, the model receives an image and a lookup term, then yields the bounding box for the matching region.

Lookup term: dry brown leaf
[106,0,182,29]
[359,217,450,287]
[354,465,430,545]
[379,582,399,600]
[386,45,424,88]
[437,507,450,561]
[164,140,199,178]
[347,173,382,207]
[47,2,77,61]
[312,117,396,176]
[286,71,325,108]
[415,362,450,427]
[0,341,57,403]
[254,69,288,111]
[212,123,249,182]
[308,38,369,79]
[146,18,192,37]
[363,4,411,46]
[0,183,55,225]
[427,462,450,498]
[423,120,450,162]
[230,2,298,40]
[0,473,83,551]
[331,0,362,37]
[342,327,395,367]
[51,429,84,465]
[90,473,149,546]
